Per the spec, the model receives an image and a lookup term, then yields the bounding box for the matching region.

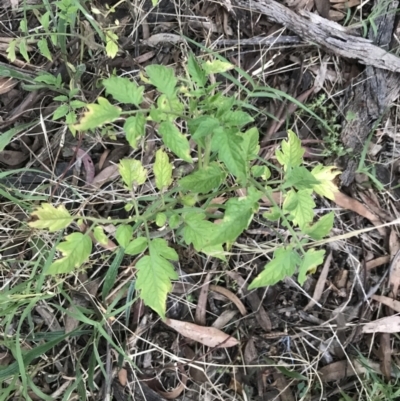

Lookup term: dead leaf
[319,359,382,382]
[210,285,247,316]
[212,310,238,330]
[195,272,212,326]
[0,150,29,166]
[372,295,400,313]
[0,77,17,95]
[363,315,400,334]
[333,191,385,236]
[305,251,332,311]
[118,368,128,386]
[314,0,330,18]
[273,372,295,401]
[90,164,119,189]
[156,366,187,399]
[164,318,239,348]
[244,338,258,364]
[144,33,184,45]
[183,345,208,383]
[366,255,390,270]
[35,305,62,331]
[227,272,272,332]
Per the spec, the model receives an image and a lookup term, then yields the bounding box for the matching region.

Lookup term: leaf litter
[2,0,400,399]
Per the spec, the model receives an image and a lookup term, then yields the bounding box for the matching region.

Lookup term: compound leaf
[29,203,73,232]
[135,238,179,318]
[47,233,92,275]
[187,53,207,87]
[103,76,144,106]
[73,97,121,131]
[115,224,133,248]
[248,247,301,289]
[125,237,148,255]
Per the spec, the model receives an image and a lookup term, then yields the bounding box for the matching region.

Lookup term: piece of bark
[230,0,400,72]
[339,0,400,185]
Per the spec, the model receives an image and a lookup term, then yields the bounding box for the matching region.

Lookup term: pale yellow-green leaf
[202,59,234,75]
[311,165,340,200]
[73,97,121,131]
[47,233,92,275]
[119,158,147,189]
[105,30,119,59]
[154,149,173,190]
[93,226,109,245]
[29,203,73,232]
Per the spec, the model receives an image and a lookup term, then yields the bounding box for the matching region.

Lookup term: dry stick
[230,0,400,73]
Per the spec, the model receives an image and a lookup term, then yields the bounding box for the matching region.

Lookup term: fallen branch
[230,0,400,72]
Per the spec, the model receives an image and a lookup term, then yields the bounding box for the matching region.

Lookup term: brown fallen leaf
[118,368,128,386]
[362,315,400,334]
[90,164,119,189]
[195,272,212,326]
[319,359,382,382]
[0,150,29,166]
[212,310,238,330]
[372,295,400,314]
[0,352,13,367]
[183,345,208,383]
[333,191,385,236]
[164,318,239,348]
[210,285,247,316]
[314,0,330,18]
[366,255,390,270]
[304,251,332,311]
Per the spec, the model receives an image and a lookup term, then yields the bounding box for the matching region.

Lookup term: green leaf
[115,224,133,248]
[154,149,173,190]
[182,212,217,251]
[169,214,181,229]
[52,104,69,121]
[248,247,301,288]
[19,39,30,62]
[103,76,144,106]
[135,238,179,318]
[119,158,147,189]
[275,130,304,171]
[37,38,52,61]
[47,233,92,274]
[210,186,261,245]
[212,128,247,181]
[93,226,109,245]
[151,0,159,5]
[6,39,17,62]
[190,116,220,146]
[241,127,259,161]
[73,97,121,131]
[252,165,271,180]
[179,163,225,194]
[262,206,282,221]
[156,213,167,227]
[105,30,119,58]
[158,121,192,163]
[102,247,125,300]
[156,94,184,122]
[283,166,320,190]
[124,114,146,148]
[125,237,148,255]
[145,65,177,98]
[202,59,233,75]
[311,165,340,200]
[221,110,254,127]
[187,53,207,87]
[283,189,315,229]
[298,249,325,285]
[29,203,73,232]
[303,212,334,240]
